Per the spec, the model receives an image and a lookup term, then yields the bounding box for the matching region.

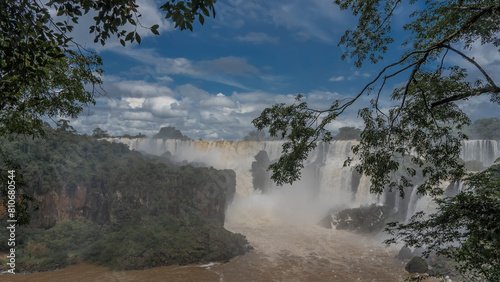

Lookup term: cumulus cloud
[120,111,155,121]
[70,75,364,140]
[143,96,188,118]
[123,98,145,109]
[200,93,237,108]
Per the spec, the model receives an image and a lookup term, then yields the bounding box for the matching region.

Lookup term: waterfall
[460,140,500,167]
[107,138,497,224]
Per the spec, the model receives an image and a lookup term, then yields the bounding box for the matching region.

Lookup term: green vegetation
[153,126,191,140]
[91,128,110,138]
[386,164,500,280]
[253,0,499,193]
[1,0,216,225]
[252,1,500,280]
[243,130,282,141]
[464,118,500,140]
[0,124,248,272]
[333,127,362,141]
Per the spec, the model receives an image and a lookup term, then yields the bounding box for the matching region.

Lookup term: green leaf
[151,24,160,35]
[120,39,125,47]
[125,32,134,41]
[135,33,141,44]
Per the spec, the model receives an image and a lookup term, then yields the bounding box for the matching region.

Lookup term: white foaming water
[108,138,497,225]
[460,140,500,166]
[109,139,377,225]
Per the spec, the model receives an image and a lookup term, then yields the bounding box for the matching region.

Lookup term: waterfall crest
[108,138,498,224]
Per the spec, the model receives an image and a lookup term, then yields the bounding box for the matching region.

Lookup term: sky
[60,0,500,140]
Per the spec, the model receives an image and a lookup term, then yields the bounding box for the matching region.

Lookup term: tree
[56,119,77,133]
[253,0,499,193]
[153,126,190,140]
[385,164,500,280]
[465,118,500,139]
[253,1,499,279]
[1,0,216,138]
[1,0,216,224]
[243,130,266,141]
[92,128,109,139]
[333,127,362,140]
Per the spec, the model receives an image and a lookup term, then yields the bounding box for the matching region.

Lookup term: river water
[2,221,418,282]
[3,138,469,281]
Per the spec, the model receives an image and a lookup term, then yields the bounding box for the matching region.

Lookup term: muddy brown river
[0,221,423,282]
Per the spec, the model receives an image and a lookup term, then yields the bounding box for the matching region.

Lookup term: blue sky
[62,0,500,140]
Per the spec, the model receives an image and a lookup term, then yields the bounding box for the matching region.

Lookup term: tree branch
[431,85,500,108]
[443,44,498,89]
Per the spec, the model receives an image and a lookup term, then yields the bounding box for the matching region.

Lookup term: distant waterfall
[460,140,500,166]
[108,138,498,223]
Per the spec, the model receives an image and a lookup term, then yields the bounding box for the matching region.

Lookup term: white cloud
[110,49,259,89]
[200,93,237,108]
[123,98,145,109]
[329,76,345,82]
[111,79,176,98]
[74,81,361,140]
[448,42,500,86]
[347,71,371,80]
[143,96,188,118]
[120,111,154,121]
[235,32,279,44]
[214,0,349,43]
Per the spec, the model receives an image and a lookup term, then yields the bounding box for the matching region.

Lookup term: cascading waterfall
[461,139,500,166]
[108,138,499,225]
[12,138,497,281]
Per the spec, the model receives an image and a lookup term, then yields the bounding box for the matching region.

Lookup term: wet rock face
[23,164,248,271]
[329,204,394,233]
[395,246,414,260]
[251,150,271,193]
[1,130,249,271]
[405,256,429,274]
[30,167,237,229]
[317,213,334,229]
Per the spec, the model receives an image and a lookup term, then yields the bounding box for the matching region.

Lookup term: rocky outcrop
[395,246,414,260]
[251,150,271,192]
[0,129,250,272]
[30,167,236,229]
[322,204,394,233]
[405,256,429,274]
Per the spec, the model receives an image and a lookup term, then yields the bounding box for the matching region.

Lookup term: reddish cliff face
[0,129,250,272]
[28,168,236,229]
[30,187,89,228]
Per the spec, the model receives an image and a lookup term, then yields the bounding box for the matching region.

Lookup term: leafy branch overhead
[1,0,216,138]
[0,0,216,225]
[385,164,500,280]
[253,0,500,197]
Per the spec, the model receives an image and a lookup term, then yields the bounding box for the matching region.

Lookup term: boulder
[333,204,393,233]
[405,256,429,274]
[317,213,334,229]
[395,246,414,260]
